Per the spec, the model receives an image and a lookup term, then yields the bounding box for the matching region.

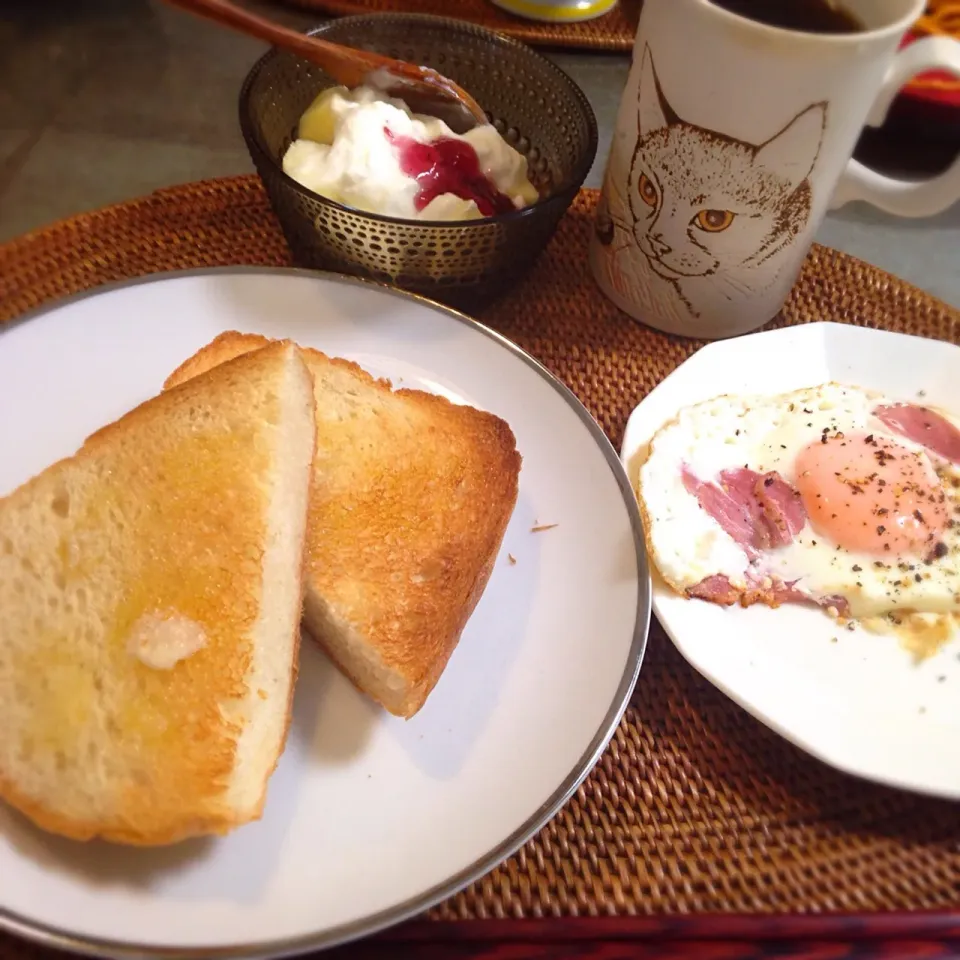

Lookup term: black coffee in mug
[709,0,865,34]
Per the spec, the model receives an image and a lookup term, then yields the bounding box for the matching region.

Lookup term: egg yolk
[795,432,948,557]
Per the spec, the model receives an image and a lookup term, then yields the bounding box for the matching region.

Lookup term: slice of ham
[681,464,806,553]
[679,465,843,615]
[752,471,806,546]
[874,402,960,464]
[681,466,759,552]
[686,574,741,605]
[687,573,850,617]
[721,467,806,548]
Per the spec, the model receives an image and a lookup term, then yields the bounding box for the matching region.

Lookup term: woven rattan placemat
[277,0,640,51]
[1,180,959,959]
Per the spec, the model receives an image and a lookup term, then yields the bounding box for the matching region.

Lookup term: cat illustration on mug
[595,44,828,324]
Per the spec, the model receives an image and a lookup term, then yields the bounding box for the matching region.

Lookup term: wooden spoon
[164,0,488,134]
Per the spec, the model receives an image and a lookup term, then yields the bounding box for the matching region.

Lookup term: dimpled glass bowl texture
[238,13,598,311]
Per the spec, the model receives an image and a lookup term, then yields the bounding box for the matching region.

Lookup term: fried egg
[637,383,960,621]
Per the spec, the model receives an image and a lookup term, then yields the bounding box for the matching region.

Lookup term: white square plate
[621,322,960,800]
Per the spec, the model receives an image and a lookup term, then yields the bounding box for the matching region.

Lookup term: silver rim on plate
[0,267,651,960]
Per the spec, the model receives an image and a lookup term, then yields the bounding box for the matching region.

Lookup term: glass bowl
[238,13,598,310]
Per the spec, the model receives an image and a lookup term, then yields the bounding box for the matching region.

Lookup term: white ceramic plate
[0,269,649,958]
[621,321,960,800]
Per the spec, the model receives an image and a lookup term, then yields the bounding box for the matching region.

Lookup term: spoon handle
[163,0,488,132]
[163,0,394,86]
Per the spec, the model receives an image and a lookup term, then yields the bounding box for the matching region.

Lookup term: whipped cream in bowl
[282,85,541,223]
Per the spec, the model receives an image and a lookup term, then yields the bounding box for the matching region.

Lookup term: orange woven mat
[277,0,640,51]
[1,179,959,960]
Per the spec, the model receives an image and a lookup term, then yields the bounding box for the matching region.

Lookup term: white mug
[590,0,960,340]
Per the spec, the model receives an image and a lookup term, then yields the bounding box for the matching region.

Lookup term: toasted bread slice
[165,331,521,718]
[0,341,316,845]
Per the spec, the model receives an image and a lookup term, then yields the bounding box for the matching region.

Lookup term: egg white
[638,382,960,618]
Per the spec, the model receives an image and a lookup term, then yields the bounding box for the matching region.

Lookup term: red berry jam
[384,127,517,217]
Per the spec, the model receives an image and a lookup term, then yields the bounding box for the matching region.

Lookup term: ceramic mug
[488,0,616,24]
[590,0,960,340]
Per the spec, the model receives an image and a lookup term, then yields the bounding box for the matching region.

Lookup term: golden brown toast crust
[0,342,312,844]
[165,331,522,718]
